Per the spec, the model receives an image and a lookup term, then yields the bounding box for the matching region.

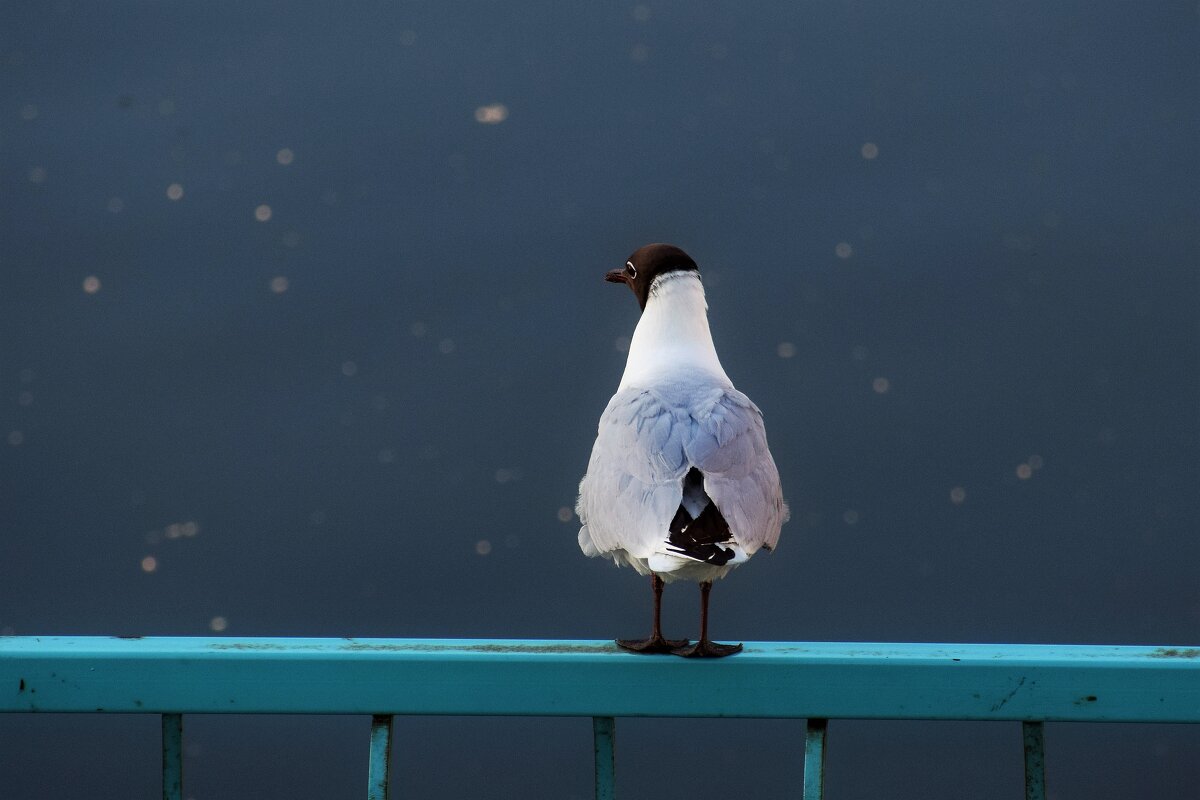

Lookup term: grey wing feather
[577,389,688,559]
[683,389,787,554]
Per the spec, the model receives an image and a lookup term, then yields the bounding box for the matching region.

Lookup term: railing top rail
[3,637,1198,722]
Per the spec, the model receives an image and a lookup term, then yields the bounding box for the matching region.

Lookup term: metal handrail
[4,637,1199,798]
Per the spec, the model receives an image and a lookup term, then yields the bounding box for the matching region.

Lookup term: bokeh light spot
[164,521,199,539]
[474,104,509,124]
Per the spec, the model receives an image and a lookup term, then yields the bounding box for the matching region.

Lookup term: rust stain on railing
[1148,648,1200,659]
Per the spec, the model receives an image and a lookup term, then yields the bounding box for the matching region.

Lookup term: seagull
[576,243,788,658]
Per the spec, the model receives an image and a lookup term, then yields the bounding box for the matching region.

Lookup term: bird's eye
[626,261,637,278]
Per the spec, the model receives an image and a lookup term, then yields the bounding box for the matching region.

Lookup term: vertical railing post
[592,716,616,800]
[1022,721,1046,800]
[367,714,394,800]
[803,718,828,800]
[162,713,183,800]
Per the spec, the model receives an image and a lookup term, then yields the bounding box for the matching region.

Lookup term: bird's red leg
[617,574,689,654]
[672,580,743,658]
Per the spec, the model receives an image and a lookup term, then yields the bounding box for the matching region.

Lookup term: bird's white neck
[618,272,731,391]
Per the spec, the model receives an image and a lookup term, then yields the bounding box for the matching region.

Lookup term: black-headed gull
[577,243,788,658]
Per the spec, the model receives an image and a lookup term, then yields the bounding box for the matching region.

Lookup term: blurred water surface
[1,2,1197,797]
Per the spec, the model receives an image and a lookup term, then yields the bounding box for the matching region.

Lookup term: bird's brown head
[605,243,699,310]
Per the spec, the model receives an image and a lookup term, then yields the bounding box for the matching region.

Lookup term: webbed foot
[671,639,743,658]
[617,635,690,654]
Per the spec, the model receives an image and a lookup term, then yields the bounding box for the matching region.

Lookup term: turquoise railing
[3,637,1199,798]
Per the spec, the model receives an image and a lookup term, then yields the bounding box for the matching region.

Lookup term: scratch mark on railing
[991,676,1027,712]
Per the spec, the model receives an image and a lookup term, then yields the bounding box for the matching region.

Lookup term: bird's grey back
[577,374,787,561]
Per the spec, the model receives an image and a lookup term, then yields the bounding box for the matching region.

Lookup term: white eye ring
[626,261,637,278]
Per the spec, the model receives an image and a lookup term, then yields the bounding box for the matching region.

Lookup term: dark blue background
[2,2,1197,797]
